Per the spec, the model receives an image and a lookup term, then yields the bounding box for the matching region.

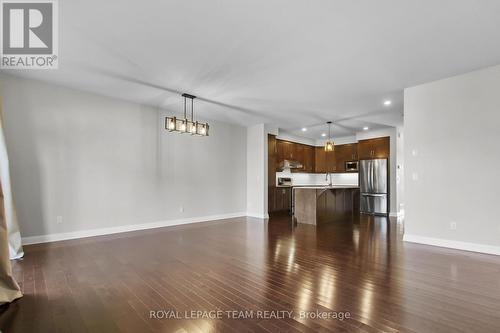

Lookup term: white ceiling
[4,0,500,139]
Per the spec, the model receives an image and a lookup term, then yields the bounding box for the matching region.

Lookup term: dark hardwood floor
[1,214,500,332]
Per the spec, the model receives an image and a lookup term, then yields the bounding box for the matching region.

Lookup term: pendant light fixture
[324,121,334,152]
[165,93,209,136]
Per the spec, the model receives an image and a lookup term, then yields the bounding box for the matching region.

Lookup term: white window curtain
[0,102,23,259]
[0,98,23,304]
[0,179,23,304]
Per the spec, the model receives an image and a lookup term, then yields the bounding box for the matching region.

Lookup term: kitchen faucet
[325,172,332,186]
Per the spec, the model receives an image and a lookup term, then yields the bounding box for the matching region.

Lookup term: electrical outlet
[412,172,419,181]
[450,221,457,230]
[179,206,184,213]
[56,216,63,224]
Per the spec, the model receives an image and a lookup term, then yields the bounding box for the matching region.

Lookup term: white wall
[246,124,267,218]
[0,74,247,239]
[404,64,500,253]
[277,130,317,146]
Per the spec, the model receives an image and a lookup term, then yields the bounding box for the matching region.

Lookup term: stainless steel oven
[345,161,359,172]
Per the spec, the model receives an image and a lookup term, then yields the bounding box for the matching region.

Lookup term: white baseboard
[22,212,247,245]
[403,234,500,256]
[389,211,404,218]
[246,212,269,219]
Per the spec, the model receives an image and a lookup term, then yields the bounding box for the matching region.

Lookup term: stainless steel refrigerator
[359,159,389,215]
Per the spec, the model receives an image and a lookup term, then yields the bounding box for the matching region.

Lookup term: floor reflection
[266,213,404,327]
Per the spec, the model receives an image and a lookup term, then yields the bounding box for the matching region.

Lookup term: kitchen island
[293,186,359,225]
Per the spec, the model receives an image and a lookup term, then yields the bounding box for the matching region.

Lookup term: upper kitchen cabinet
[315,147,335,173]
[327,151,336,172]
[276,139,315,173]
[315,147,327,173]
[303,145,315,173]
[293,144,304,166]
[276,140,289,162]
[334,143,358,172]
[276,140,295,170]
[292,144,315,173]
[358,137,390,159]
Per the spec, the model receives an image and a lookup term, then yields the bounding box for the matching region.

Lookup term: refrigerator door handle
[369,161,374,193]
[362,193,385,197]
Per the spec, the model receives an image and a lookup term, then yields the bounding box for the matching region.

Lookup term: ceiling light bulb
[301,128,307,132]
[321,133,326,137]
[384,100,392,106]
[363,126,369,131]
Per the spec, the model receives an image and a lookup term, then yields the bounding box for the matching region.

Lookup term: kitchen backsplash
[276,171,358,186]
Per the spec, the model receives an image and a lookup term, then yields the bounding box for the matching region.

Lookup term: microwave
[345,161,359,172]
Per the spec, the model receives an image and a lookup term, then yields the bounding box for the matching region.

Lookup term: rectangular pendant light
[164,93,210,136]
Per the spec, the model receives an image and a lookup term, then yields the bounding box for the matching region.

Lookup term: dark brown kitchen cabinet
[314,147,335,173]
[303,146,315,173]
[372,137,390,158]
[276,139,316,173]
[335,143,358,172]
[276,140,295,166]
[270,186,291,212]
[293,144,304,168]
[327,151,336,172]
[292,143,315,173]
[315,147,327,173]
[268,186,276,212]
[276,140,285,163]
[358,137,390,159]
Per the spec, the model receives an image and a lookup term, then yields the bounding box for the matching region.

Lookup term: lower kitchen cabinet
[269,186,292,213]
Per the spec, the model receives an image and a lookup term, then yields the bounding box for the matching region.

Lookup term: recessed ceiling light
[301,127,307,132]
[321,133,326,137]
[384,100,392,106]
[363,126,369,131]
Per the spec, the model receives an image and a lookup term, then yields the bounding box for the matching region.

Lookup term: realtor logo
[1,0,58,69]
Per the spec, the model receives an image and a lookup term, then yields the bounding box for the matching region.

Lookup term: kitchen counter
[293,186,360,225]
[292,185,359,189]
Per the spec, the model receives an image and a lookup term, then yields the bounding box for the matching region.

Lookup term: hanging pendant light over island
[324,121,334,151]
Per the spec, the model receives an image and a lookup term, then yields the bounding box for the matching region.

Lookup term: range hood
[278,159,303,171]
